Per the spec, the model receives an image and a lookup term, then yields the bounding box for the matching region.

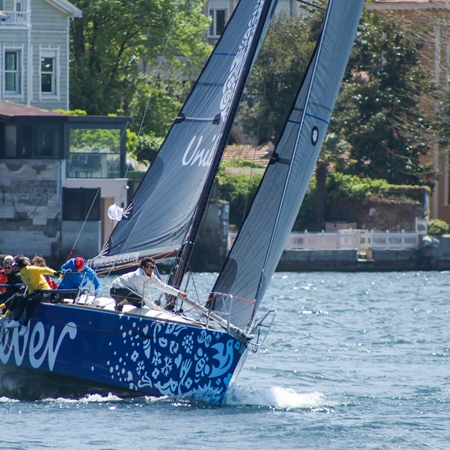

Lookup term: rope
[66,188,101,261]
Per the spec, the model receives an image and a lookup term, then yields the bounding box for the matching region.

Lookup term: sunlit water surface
[1,271,450,449]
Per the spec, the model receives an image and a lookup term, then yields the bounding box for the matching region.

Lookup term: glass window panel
[5,126,17,158]
[5,53,17,70]
[5,51,20,94]
[41,56,55,94]
[209,9,227,38]
[41,74,52,92]
[216,10,226,36]
[67,128,121,178]
[5,74,16,92]
[33,125,61,158]
[41,57,53,72]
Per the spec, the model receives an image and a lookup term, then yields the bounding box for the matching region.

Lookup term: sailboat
[0,0,364,403]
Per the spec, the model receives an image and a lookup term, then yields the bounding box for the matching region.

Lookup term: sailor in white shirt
[110,257,187,311]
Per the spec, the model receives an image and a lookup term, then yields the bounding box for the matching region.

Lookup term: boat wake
[0,366,331,410]
[224,384,331,410]
[0,366,130,401]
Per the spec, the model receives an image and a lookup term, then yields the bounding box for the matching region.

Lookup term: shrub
[427,219,449,236]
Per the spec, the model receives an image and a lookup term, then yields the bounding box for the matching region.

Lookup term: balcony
[0,10,30,26]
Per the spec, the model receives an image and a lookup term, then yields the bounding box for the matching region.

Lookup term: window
[5,51,21,94]
[62,188,101,221]
[0,124,62,159]
[208,9,227,38]
[41,53,56,94]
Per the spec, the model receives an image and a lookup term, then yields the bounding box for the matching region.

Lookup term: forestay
[211,0,365,330]
[92,0,278,271]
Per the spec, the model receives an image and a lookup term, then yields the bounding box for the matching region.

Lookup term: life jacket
[0,269,7,293]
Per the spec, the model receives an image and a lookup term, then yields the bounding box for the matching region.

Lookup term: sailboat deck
[56,294,221,330]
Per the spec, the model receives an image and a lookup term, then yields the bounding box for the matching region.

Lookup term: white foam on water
[0,396,19,403]
[225,384,330,409]
[41,392,123,403]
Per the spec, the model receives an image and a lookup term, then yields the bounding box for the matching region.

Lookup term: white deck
[68,294,212,327]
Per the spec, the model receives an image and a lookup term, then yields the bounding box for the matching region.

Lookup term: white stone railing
[0,11,30,26]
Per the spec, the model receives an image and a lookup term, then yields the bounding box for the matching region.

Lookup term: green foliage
[326,173,391,203]
[70,128,121,154]
[241,12,317,143]
[240,9,436,188]
[216,170,263,227]
[294,173,424,231]
[69,0,211,125]
[131,133,164,164]
[127,76,190,137]
[427,219,449,236]
[330,10,436,186]
[221,158,263,168]
[292,177,317,231]
[54,109,87,116]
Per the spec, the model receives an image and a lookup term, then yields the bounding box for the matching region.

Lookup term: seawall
[276,236,450,272]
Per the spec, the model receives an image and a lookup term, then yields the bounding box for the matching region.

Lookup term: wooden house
[0,0,82,110]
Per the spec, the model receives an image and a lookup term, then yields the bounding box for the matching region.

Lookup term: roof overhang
[45,0,82,18]
[0,100,68,122]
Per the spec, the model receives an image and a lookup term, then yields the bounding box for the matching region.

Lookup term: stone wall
[0,160,61,259]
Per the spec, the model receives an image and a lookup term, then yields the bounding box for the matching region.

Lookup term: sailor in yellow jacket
[3,255,60,336]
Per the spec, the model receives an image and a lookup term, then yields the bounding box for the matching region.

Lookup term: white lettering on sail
[182,134,219,167]
[181,0,264,169]
[0,321,77,371]
[219,0,264,122]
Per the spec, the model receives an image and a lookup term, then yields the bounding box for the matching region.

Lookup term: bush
[427,219,449,236]
[217,170,262,227]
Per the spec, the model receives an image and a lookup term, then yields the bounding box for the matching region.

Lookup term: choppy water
[1,271,450,449]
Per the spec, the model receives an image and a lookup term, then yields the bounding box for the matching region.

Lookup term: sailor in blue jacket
[58,257,101,296]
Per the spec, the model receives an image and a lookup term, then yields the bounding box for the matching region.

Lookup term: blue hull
[0,303,248,404]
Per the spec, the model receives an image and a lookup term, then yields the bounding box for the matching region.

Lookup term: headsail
[211,0,365,330]
[92,0,278,271]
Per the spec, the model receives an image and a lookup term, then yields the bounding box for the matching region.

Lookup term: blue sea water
[1,271,450,449]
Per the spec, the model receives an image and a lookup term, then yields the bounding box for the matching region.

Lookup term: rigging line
[27,196,44,219]
[296,0,327,12]
[66,188,100,260]
[137,3,181,138]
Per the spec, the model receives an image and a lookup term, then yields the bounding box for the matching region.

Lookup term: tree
[240,11,318,144]
[330,10,436,186]
[69,0,211,128]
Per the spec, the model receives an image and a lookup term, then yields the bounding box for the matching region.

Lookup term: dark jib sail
[92,0,277,271]
[211,0,365,330]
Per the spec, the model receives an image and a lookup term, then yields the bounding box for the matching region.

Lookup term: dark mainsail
[92,0,278,270]
[211,0,365,330]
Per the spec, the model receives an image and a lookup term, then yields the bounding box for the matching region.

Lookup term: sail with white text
[92,0,277,272]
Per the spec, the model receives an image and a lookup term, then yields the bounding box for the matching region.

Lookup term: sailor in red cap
[58,257,101,296]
